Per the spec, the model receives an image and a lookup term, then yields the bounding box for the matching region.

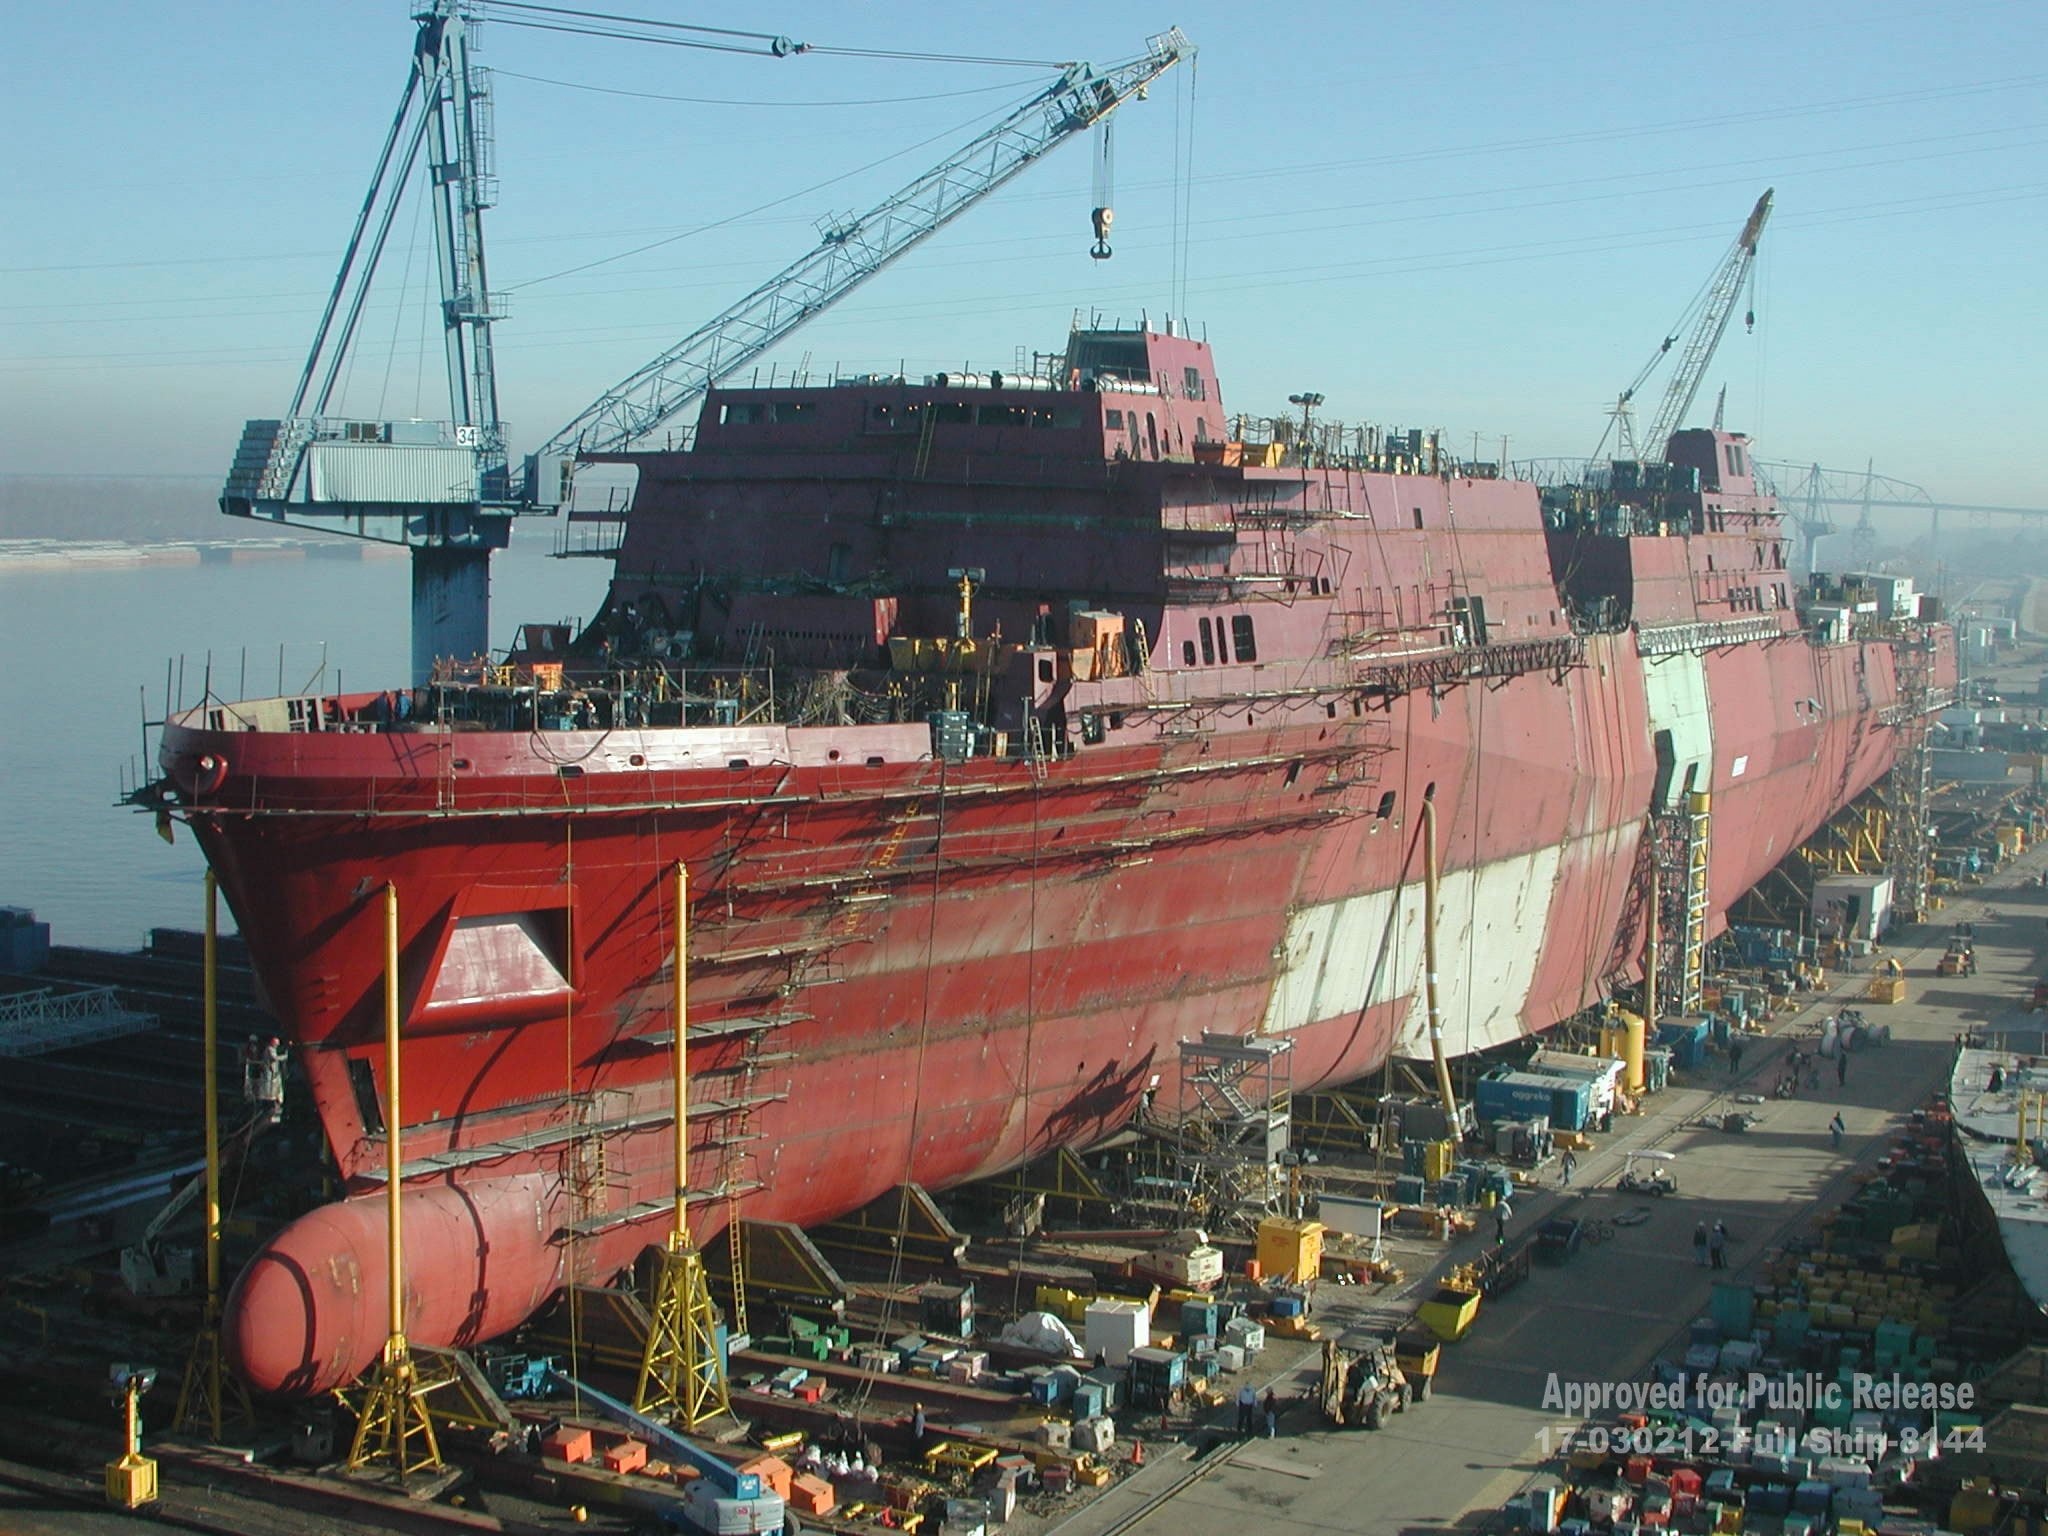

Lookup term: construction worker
[241,1035,287,1122]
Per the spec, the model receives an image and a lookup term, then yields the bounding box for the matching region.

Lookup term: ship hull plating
[172,628,1905,1395]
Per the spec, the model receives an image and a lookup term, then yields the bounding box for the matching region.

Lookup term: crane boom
[523,27,1192,501]
[1641,189,1772,460]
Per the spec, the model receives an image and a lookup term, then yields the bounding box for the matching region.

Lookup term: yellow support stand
[345,884,443,1477]
[347,1340,443,1476]
[636,1233,731,1427]
[105,1369,158,1509]
[634,864,732,1429]
[175,871,253,1441]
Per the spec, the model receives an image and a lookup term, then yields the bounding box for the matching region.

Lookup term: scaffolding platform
[0,985,157,1057]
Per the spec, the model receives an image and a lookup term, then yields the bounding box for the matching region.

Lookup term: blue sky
[4,0,2043,512]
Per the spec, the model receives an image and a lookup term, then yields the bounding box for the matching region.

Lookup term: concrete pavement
[1055,842,2048,1536]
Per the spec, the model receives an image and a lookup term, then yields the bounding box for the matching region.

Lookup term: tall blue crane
[219,1,1192,684]
[524,26,1192,495]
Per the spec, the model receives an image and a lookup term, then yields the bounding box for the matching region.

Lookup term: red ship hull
[169,627,1921,1395]
[160,332,1953,1395]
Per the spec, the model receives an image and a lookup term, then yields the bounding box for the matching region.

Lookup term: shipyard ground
[6,850,2041,1536]
[6,682,2046,1534]
[1050,859,2048,1535]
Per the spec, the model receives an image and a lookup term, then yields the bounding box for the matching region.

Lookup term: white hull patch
[1643,650,1714,809]
[1262,844,1564,1056]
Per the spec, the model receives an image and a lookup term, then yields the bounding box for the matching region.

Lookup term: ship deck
[1951,1035,2048,1310]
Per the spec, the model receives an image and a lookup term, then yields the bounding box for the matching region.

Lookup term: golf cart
[1617,1149,1678,1197]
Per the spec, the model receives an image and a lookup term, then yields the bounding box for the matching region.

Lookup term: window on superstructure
[1031,408,1057,430]
[1232,615,1257,662]
[1376,791,1396,820]
[721,401,760,425]
[1182,640,1197,666]
[1105,408,1125,430]
[936,402,973,425]
[1199,618,1216,665]
[827,543,851,584]
[1128,418,1140,456]
[978,404,1027,428]
[1215,617,1232,662]
[1183,366,1207,401]
[1146,413,1160,459]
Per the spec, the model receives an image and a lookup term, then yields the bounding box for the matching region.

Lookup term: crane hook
[1091,206,1114,261]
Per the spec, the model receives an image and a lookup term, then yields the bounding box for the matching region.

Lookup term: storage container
[1083,1299,1149,1368]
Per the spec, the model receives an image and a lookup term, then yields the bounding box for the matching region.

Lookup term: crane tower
[218,1,1190,683]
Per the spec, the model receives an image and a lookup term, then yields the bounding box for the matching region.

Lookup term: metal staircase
[1885,633,1939,923]
[1653,791,1711,1016]
[1175,1032,1295,1233]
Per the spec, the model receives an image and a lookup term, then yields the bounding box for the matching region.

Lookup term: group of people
[1235,1383,1281,1437]
[1691,1220,1732,1269]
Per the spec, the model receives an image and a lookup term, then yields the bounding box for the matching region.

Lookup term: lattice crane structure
[1596,190,1772,464]
[220,1,1191,682]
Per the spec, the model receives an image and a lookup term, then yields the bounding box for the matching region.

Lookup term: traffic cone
[1131,1439,1144,1467]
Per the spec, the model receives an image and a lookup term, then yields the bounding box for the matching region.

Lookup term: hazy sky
[4,0,2043,515]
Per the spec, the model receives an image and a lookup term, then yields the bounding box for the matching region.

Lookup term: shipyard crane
[219,0,1191,685]
[1596,190,1773,463]
[523,27,1193,500]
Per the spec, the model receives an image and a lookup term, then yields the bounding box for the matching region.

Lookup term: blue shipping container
[1476,1070,1593,1131]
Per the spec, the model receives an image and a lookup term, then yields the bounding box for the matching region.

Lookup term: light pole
[1286,392,1324,452]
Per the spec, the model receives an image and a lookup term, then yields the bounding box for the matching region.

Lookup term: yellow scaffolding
[346,884,442,1476]
[174,871,252,1441]
[634,864,731,1428]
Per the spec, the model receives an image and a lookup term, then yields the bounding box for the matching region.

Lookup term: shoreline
[0,537,412,574]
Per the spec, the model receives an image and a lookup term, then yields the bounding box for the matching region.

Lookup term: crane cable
[493,68,1034,109]
[486,1,1067,68]
[504,83,1055,291]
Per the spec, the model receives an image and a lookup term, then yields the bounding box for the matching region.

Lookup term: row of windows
[868,401,1087,432]
[1729,583,1789,613]
[1180,613,1258,667]
[721,400,816,426]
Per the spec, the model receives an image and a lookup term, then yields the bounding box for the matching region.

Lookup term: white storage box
[1223,1318,1264,1355]
[1073,1416,1116,1454]
[1083,1299,1150,1368]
